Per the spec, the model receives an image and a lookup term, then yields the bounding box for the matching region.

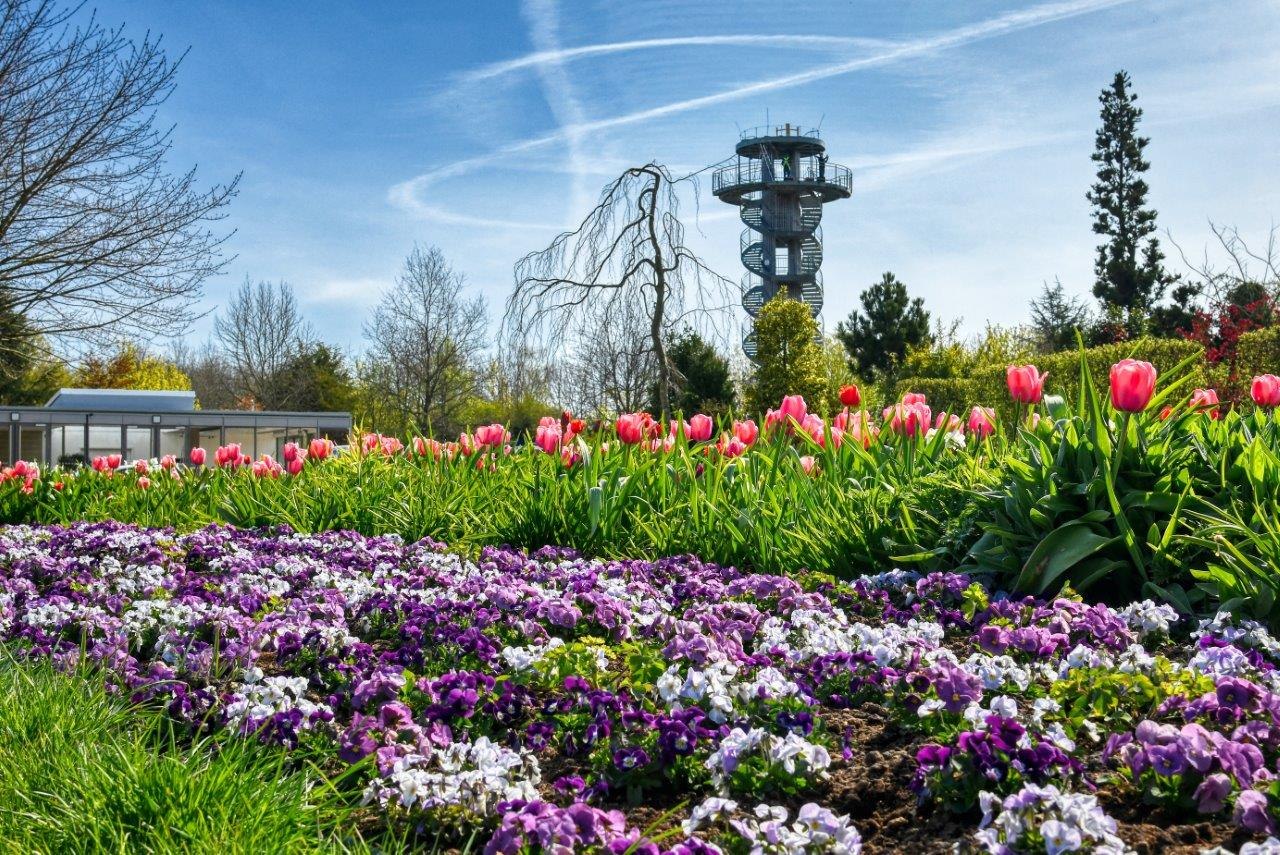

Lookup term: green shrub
[894,337,1207,425]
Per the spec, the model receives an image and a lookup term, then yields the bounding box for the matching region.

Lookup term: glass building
[2,389,352,467]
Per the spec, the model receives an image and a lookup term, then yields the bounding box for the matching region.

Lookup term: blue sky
[89,0,1280,355]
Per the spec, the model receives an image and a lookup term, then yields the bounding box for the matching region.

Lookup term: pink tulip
[473,424,508,448]
[968,406,996,439]
[843,409,878,448]
[134,459,149,474]
[733,419,759,445]
[616,413,647,445]
[308,437,333,461]
[800,413,826,445]
[839,385,861,408]
[779,395,807,425]
[688,414,714,442]
[286,457,304,476]
[934,412,962,433]
[716,434,747,457]
[764,408,785,433]
[1252,374,1280,408]
[189,447,207,467]
[137,476,150,490]
[1006,365,1047,404]
[799,455,818,475]
[106,453,122,470]
[901,392,927,406]
[159,455,176,470]
[1109,359,1158,413]
[91,456,108,473]
[534,423,562,454]
[1189,388,1221,419]
[884,401,930,437]
[282,442,301,463]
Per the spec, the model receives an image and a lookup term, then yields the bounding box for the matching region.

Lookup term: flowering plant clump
[975,783,1127,854]
[4,523,1280,850]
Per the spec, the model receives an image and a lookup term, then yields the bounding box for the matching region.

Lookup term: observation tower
[711,124,851,361]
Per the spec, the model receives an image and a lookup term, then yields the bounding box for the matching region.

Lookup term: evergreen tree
[835,272,931,382]
[1029,279,1092,352]
[651,329,736,415]
[747,296,827,414]
[1086,71,1173,324]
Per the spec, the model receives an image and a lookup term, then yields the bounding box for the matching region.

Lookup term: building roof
[44,388,198,412]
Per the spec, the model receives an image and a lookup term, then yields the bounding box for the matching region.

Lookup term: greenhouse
[2,388,351,467]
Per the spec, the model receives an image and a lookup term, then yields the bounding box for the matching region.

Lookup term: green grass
[0,656,410,854]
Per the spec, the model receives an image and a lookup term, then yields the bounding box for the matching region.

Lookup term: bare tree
[360,245,487,435]
[1171,222,1280,306]
[170,338,237,409]
[213,278,313,409]
[505,163,731,415]
[0,0,238,358]
[555,300,656,417]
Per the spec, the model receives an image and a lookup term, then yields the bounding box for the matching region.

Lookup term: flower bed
[3,523,1280,852]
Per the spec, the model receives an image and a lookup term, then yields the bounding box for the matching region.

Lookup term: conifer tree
[1086,71,1173,324]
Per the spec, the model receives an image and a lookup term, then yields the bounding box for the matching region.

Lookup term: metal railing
[739,124,820,140]
[713,158,852,195]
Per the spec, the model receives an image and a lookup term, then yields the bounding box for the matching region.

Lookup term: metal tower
[711,124,851,361]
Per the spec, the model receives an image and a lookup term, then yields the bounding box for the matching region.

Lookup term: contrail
[456,34,892,84]
[392,0,1136,215]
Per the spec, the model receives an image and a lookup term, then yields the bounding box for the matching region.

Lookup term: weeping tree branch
[503,163,732,416]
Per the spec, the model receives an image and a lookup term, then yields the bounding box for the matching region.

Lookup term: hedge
[892,337,1207,425]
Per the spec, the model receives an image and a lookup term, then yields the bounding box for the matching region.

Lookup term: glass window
[195,427,221,465]
[255,427,289,460]
[224,427,256,458]
[125,427,152,462]
[19,426,47,462]
[0,426,9,464]
[87,425,123,461]
[54,425,88,468]
[158,427,188,459]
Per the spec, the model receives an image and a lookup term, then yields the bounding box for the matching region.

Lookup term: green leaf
[1013,522,1119,594]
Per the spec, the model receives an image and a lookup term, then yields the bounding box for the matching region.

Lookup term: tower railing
[712,158,851,196]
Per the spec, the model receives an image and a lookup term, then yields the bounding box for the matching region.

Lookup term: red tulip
[308,438,333,461]
[91,456,108,472]
[1158,406,1174,421]
[282,442,301,463]
[1109,359,1158,413]
[616,413,646,445]
[286,456,304,476]
[106,453,122,470]
[1189,388,1221,419]
[189,447,207,466]
[1006,365,1047,404]
[733,419,758,445]
[839,385,861,408]
[1252,374,1280,408]
[688,414,714,442]
[968,406,996,439]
